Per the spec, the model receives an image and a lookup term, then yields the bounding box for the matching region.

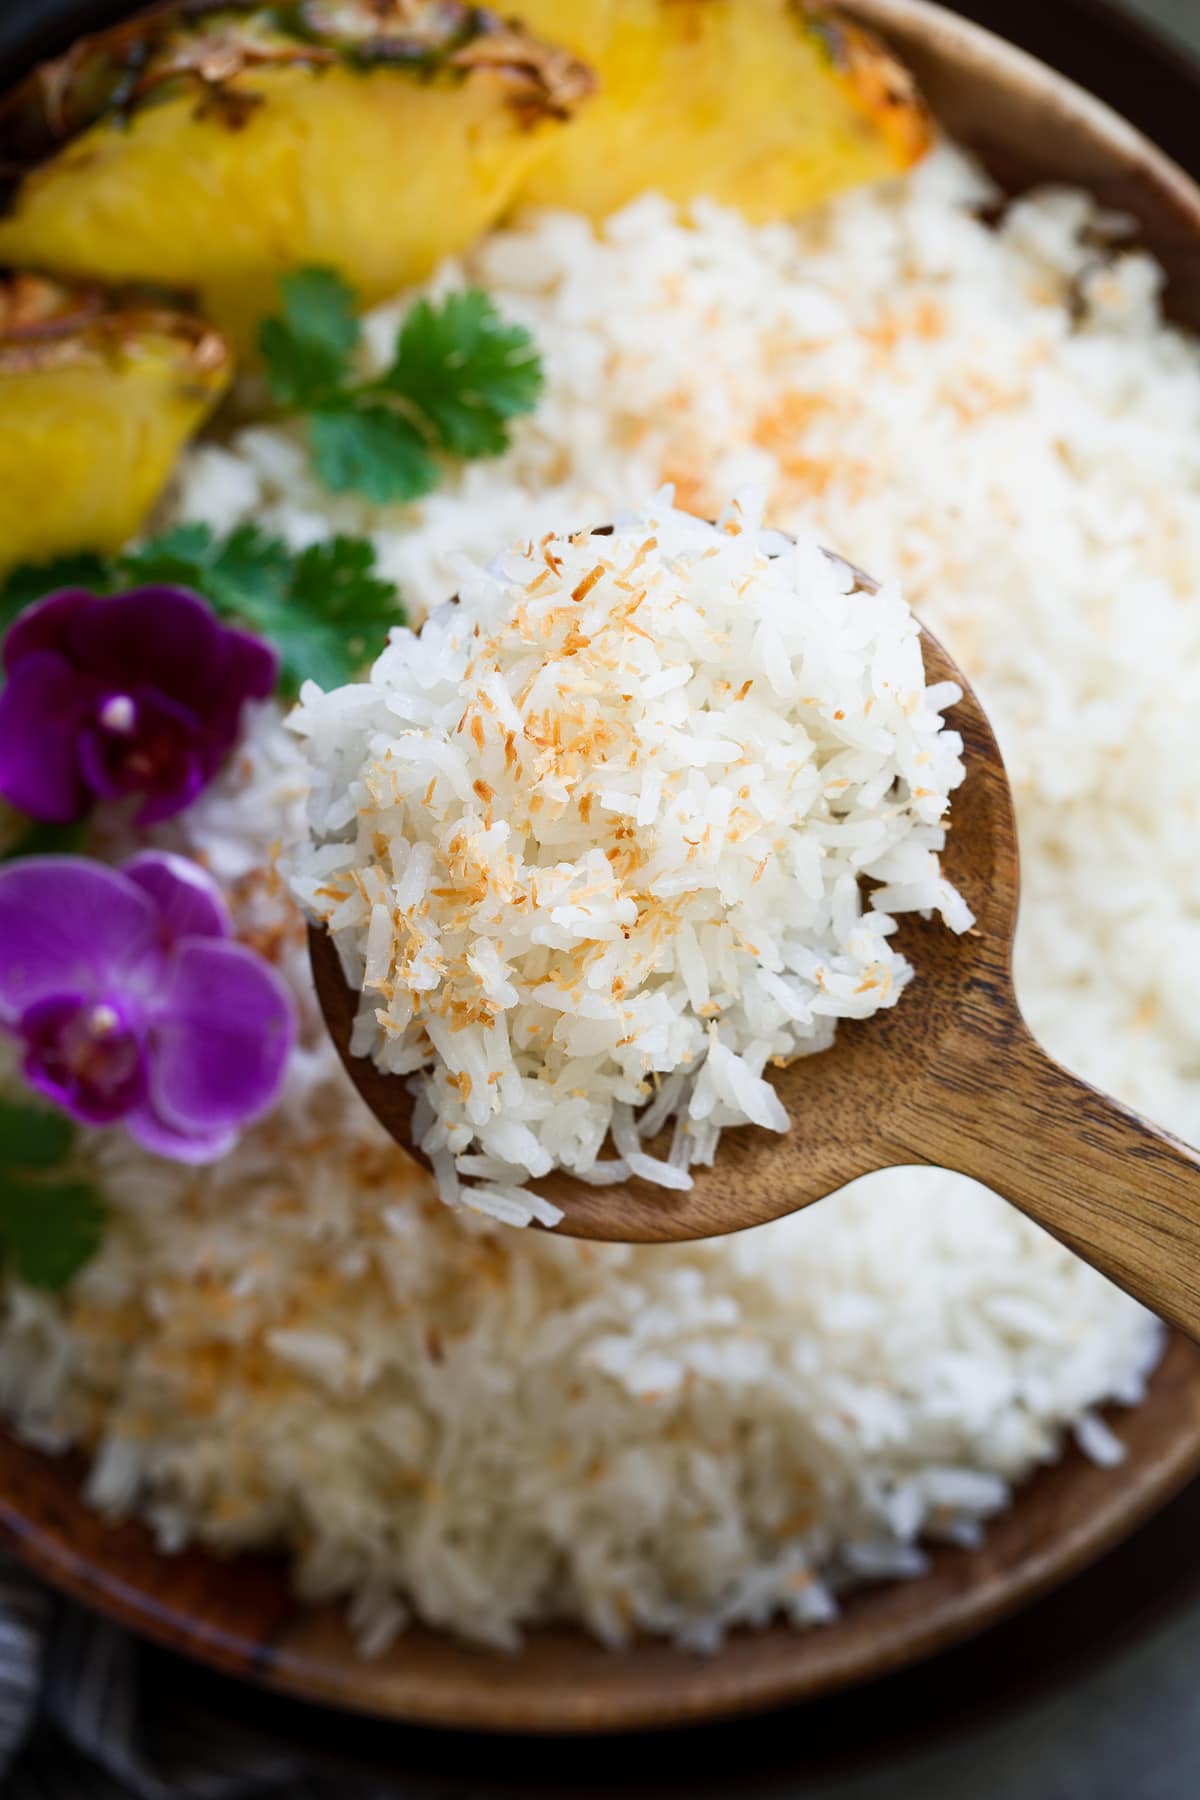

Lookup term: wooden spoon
[310,586,1200,1340]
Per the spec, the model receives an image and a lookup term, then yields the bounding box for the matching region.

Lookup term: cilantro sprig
[0,524,403,696]
[120,523,402,692]
[0,554,108,631]
[0,273,538,697]
[0,818,89,862]
[0,1101,105,1291]
[259,270,544,503]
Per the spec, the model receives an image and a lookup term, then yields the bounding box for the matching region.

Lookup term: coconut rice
[290,499,971,1222]
[0,142,1194,1651]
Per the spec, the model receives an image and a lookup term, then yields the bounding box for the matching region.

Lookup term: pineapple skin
[0,278,232,576]
[513,0,932,220]
[0,5,595,355]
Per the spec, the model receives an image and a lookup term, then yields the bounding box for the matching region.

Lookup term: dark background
[1,0,1200,1794]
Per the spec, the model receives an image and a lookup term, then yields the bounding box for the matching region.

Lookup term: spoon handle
[932,1032,1200,1339]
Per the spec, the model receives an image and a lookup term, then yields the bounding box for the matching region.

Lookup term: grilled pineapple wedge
[0,274,231,575]
[514,0,930,219]
[0,2,594,354]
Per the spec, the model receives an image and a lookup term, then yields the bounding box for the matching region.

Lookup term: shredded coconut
[290,497,970,1221]
[0,146,1184,1655]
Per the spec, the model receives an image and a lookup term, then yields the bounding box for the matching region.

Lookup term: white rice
[0,142,1194,1652]
[288,497,970,1223]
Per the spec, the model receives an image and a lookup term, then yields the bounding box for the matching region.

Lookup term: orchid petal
[3,589,96,674]
[147,938,295,1133]
[67,586,225,699]
[123,852,230,948]
[0,651,91,822]
[0,858,162,1023]
[125,1104,237,1166]
[0,585,275,827]
[214,629,279,728]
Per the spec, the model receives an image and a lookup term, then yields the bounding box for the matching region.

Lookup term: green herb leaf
[0,1104,102,1291]
[0,816,90,863]
[289,536,405,678]
[120,520,229,584]
[245,607,351,692]
[311,404,438,505]
[122,521,293,635]
[195,524,404,689]
[202,523,295,601]
[382,288,544,459]
[290,534,398,622]
[260,267,360,406]
[0,520,404,698]
[257,270,543,502]
[0,553,110,632]
[0,1182,105,1291]
[0,1100,75,1170]
[278,267,360,360]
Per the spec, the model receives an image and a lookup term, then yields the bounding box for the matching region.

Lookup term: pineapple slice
[0,274,231,575]
[0,2,594,354]
[513,0,931,220]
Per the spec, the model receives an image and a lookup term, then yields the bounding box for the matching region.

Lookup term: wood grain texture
[5,0,1200,1736]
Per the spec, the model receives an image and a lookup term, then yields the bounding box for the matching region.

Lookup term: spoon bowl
[311,598,1200,1338]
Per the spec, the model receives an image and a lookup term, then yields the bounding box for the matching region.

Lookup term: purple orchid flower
[0,586,277,826]
[0,852,296,1164]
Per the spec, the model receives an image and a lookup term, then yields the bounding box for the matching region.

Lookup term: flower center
[19,994,147,1126]
[85,687,203,808]
[97,693,137,736]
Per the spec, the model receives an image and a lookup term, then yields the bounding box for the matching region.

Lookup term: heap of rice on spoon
[291,494,972,1225]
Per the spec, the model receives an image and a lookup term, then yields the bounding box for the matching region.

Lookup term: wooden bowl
[3,0,1200,1734]
[2,1334,1199,1734]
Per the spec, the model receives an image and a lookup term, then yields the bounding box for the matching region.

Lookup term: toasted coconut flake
[292,494,969,1222]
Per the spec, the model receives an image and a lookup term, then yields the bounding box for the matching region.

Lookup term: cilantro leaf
[0,1104,103,1291]
[259,267,360,406]
[0,553,109,632]
[311,404,437,504]
[0,1101,75,1169]
[287,536,404,681]
[0,817,89,863]
[202,523,294,600]
[0,519,404,699]
[257,269,543,503]
[179,520,405,691]
[120,520,229,583]
[0,1182,105,1291]
[277,267,360,360]
[120,523,295,657]
[291,535,398,629]
[122,521,293,632]
[243,607,357,692]
[382,289,544,458]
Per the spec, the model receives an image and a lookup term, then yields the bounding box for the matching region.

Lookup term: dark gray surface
[1127,0,1200,50]
[801,1607,1200,1799]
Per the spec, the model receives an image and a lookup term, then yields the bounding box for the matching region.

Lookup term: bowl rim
[859,0,1200,230]
[2,1334,1198,1734]
[1,0,1200,1737]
